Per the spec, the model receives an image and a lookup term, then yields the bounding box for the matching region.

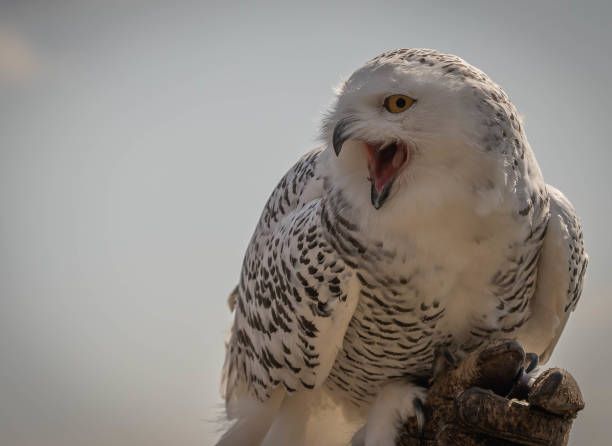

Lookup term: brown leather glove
[397,341,584,446]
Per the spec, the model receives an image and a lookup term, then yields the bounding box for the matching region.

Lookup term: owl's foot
[351,381,426,446]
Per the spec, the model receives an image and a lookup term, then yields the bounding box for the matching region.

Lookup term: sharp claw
[506,365,535,400]
[432,346,460,382]
[525,352,539,373]
[443,349,459,368]
[413,397,425,435]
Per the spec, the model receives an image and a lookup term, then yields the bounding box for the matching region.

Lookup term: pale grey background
[1,1,610,445]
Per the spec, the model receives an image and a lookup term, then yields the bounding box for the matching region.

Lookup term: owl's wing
[221,148,359,402]
[516,186,587,364]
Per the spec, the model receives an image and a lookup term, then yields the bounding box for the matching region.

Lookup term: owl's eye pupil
[383,94,414,113]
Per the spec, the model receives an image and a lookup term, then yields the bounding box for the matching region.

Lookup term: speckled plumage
[218,49,587,446]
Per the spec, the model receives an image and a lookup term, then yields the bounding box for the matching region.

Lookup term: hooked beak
[332,117,357,156]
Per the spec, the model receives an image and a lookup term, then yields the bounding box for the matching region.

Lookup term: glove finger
[429,340,526,399]
[474,340,526,396]
[528,368,585,416]
[455,387,574,445]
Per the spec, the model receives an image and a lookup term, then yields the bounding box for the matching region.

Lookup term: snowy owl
[217,49,587,446]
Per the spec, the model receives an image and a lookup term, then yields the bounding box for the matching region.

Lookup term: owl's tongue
[365,141,408,195]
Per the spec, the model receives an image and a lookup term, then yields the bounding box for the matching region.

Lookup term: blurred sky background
[1,1,611,445]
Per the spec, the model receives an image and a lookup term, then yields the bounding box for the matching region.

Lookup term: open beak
[332,118,410,209]
[366,141,409,209]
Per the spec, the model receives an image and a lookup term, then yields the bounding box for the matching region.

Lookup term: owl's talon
[432,346,462,381]
[525,352,539,373]
[443,349,458,368]
[413,396,425,434]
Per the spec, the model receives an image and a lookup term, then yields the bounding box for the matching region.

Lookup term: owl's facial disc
[366,141,410,209]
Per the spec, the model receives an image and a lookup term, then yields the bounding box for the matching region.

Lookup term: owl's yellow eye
[383,94,415,113]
